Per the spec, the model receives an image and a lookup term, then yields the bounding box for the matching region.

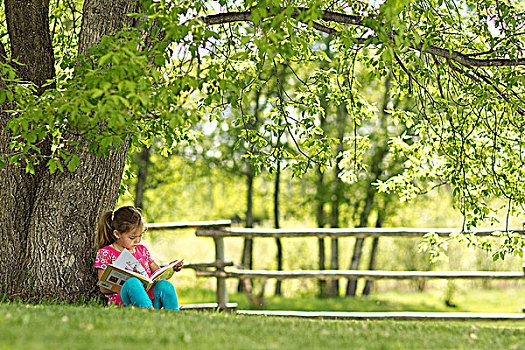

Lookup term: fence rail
[196,269,525,280]
[146,220,231,231]
[195,227,525,238]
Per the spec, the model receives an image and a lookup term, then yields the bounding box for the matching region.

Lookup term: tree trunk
[345,173,376,297]
[316,166,327,297]
[328,165,343,297]
[345,237,364,297]
[238,88,262,293]
[274,159,282,296]
[345,74,393,297]
[345,181,373,296]
[5,0,55,92]
[134,145,151,210]
[362,210,384,295]
[77,0,138,56]
[0,0,136,301]
[361,237,379,296]
[238,167,254,292]
[327,104,346,297]
[362,205,386,296]
[327,237,339,296]
[328,174,341,296]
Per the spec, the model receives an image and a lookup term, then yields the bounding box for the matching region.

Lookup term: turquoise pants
[120,278,179,310]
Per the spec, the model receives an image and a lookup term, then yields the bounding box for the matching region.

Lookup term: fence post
[214,236,228,309]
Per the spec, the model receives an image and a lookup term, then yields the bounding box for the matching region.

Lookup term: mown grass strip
[237,310,525,320]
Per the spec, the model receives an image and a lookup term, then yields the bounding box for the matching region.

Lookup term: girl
[94,206,182,310]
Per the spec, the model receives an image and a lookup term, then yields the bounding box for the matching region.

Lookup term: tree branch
[202,11,252,25]
[418,43,525,67]
[447,62,525,116]
[201,8,525,68]
[202,8,363,26]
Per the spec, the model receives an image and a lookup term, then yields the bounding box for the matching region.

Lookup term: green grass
[1,302,524,350]
[2,287,523,349]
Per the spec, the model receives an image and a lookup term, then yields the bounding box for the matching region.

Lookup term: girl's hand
[171,260,184,272]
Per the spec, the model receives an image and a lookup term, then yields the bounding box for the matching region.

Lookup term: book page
[113,248,148,277]
[151,259,183,281]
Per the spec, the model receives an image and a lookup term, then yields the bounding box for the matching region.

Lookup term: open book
[97,249,183,293]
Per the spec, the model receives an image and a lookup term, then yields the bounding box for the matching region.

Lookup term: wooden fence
[144,220,235,310]
[193,227,525,309]
[143,222,525,311]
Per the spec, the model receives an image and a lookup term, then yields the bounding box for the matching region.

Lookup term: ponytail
[96,211,115,249]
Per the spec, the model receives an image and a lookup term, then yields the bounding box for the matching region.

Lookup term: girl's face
[113,225,144,251]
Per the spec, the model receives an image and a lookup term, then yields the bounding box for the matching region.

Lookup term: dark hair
[96,206,145,249]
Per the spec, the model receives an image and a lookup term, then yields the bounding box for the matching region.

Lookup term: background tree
[133,145,151,210]
[344,72,408,296]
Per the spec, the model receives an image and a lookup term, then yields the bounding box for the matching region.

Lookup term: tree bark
[0,0,137,301]
[5,0,55,92]
[328,169,341,297]
[78,0,138,55]
[345,154,376,296]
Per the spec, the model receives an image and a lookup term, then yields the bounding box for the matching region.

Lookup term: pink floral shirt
[94,244,155,306]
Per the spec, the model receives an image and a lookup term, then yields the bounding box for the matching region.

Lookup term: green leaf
[48,158,59,174]
[91,89,104,99]
[25,161,35,174]
[67,154,80,172]
[154,54,165,66]
[99,53,113,67]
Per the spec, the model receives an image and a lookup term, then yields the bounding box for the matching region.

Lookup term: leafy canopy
[1,0,525,257]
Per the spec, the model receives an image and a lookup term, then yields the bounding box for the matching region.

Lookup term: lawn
[1,301,524,350]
